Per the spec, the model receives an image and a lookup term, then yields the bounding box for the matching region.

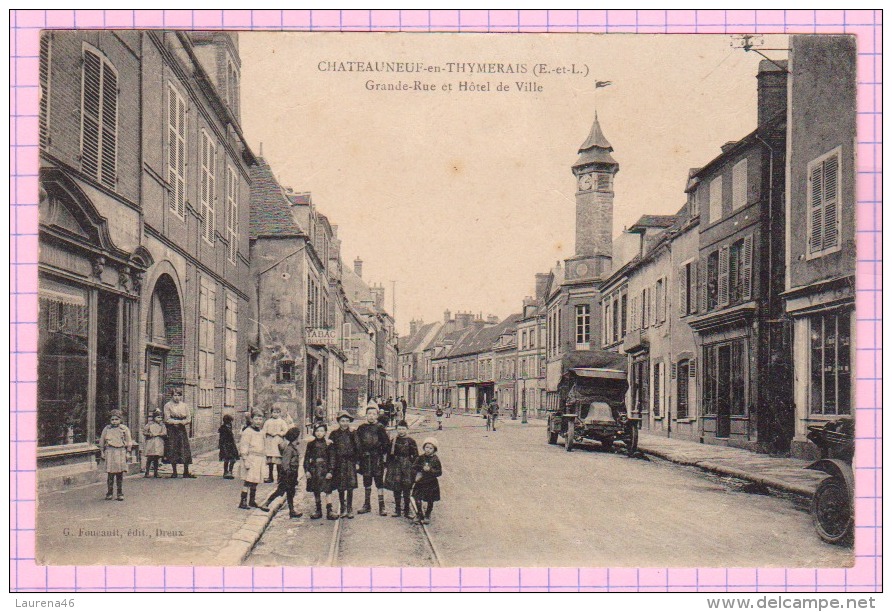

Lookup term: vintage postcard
[31,29,858,570]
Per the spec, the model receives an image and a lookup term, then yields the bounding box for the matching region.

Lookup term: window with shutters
[198,276,217,409]
[620,292,627,338]
[80,45,117,189]
[575,304,591,349]
[706,251,719,311]
[652,361,662,418]
[200,131,216,245]
[167,83,187,218]
[224,293,237,411]
[679,260,698,317]
[226,166,239,263]
[676,359,690,419]
[718,246,730,307]
[809,310,851,415]
[807,148,842,259]
[39,34,52,150]
[732,158,748,210]
[655,278,666,325]
[708,176,723,224]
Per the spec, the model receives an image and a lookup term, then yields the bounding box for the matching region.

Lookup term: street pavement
[246,413,852,567]
[37,412,852,568]
[36,449,284,566]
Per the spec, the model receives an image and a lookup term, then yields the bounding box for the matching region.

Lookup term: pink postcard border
[8,9,882,593]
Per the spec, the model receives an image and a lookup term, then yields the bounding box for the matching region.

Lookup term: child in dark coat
[411,437,443,525]
[259,426,303,518]
[304,423,337,520]
[218,414,239,479]
[328,411,360,518]
[384,420,419,518]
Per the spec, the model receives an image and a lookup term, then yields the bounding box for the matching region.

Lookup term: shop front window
[810,311,852,415]
[38,278,89,447]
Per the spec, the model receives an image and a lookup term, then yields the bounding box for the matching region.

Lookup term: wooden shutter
[809,163,824,253]
[741,234,753,301]
[200,132,216,243]
[690,261,698,314]
[689,359,697,379]
[822,155,839,250]
[700,258,708,312]
[81,49,102,180]
[99,63,117,188]
[671,362,677,379]
[39,34,51,149]
[678,266,688,316]
[167,84,186,217]
[718,247,730,307]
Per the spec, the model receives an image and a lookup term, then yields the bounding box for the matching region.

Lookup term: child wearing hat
[305,422,337,520]
[259,426,303,518]
[384,420,419,518]
[218,414,239,479]
[142,409,166,478]
[238,409,266,509]
[99,409,133,501]
[355,406,392,516]
[328,411,360,518]
[411,437,443,524]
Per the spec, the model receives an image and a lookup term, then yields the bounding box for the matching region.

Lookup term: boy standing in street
[356,406,391,515]
[328,411,360,518]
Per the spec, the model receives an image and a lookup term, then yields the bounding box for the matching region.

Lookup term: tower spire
[578,111,613,153]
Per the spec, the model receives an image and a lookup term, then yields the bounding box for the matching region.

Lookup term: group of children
[233,405,443,525]
[96,402,443,525]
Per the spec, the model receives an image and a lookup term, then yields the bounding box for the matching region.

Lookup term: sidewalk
[36,411,429,567]
[637,431,826,497]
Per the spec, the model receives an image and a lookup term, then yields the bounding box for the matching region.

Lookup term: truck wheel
[811,476,853,545]
[565,421,574,452]
[624,424,639,456]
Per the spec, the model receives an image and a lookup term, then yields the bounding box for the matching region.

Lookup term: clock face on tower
[577,172,593,192]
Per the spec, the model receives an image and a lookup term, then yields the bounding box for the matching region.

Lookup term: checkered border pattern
[8,9,882,593]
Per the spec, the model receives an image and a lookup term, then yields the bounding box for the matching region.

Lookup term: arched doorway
[145,273,184,422]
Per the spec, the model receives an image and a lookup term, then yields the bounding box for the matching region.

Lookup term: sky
[240,33,787,336]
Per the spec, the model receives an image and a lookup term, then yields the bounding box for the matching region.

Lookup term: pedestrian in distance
[218,414,239,479]
[305,422,337,520]
[313,398,326,426]
[163,387,196,478]
[385,397,396,427]
[384,420,419,518]
[99,409,133,501]
[237,409,266,510]
[262,405,291,483]
[435,405,444,430]
[376,397,390,429]
[142,409,166,478]
[488,399,500,432]
[400,396,408,421]
[355,406,391,515]
[259,426,303,518]
[446,401,453,419]
[411,438,442,525]
[328,411,360,518]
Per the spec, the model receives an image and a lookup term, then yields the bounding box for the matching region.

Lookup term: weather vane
[731,34,791,73]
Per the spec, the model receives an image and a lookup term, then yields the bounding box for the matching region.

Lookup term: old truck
[546,350,639,454]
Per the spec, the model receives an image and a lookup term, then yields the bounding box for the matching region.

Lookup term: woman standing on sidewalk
[163,388,196,478]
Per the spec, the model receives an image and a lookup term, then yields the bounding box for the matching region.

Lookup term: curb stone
[640,445,819,498]
[213,496,285,565]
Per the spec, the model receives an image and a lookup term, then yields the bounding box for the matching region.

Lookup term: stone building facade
[37,31,254,487]
[783,35,857,458]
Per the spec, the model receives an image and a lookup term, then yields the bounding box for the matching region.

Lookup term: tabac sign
[306,328,338,346]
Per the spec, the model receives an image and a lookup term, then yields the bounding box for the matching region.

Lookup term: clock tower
[567,112,618,281]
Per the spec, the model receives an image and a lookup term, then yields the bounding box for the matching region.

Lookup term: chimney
[353,257,363,278]
[409,319,422,336]
[443,309,452,323]
[535,273,550,300]
[455,312,474,329]
[370,284,385,309]
[757,59,788,127]
[487,314,499,324]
